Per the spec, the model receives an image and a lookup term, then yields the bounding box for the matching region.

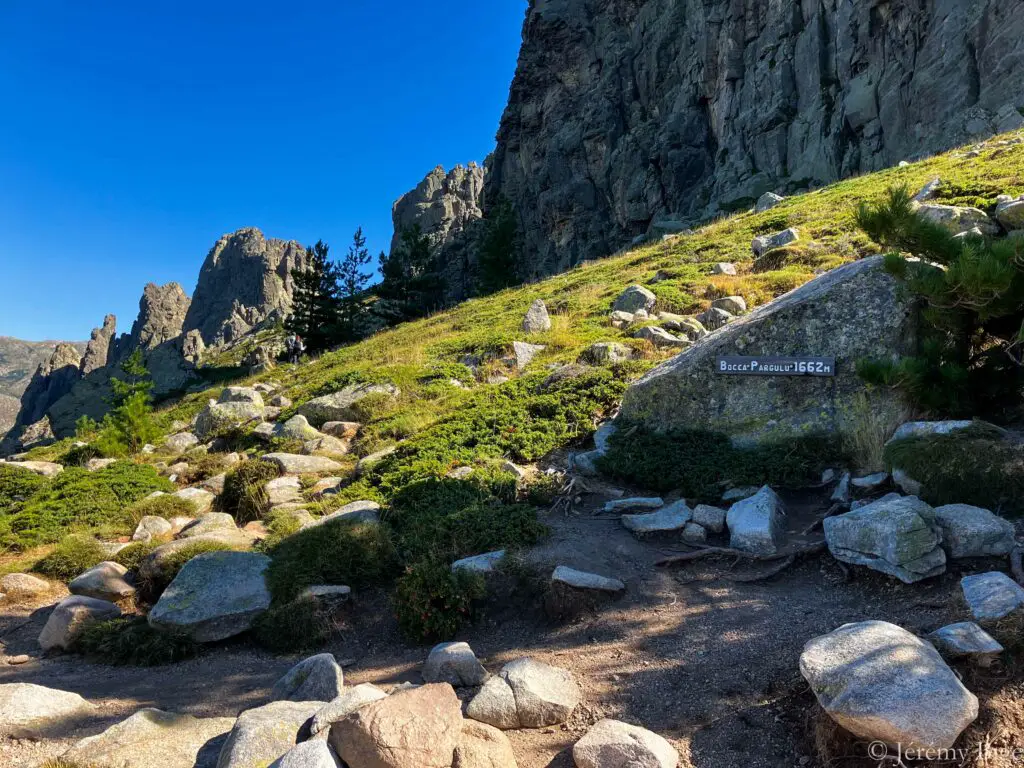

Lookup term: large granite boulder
[330,683,462,768]
[68,561,136,602]
[217,700,322,768]
[262,453,344,475]
[195,401,265,440]
[726,486,786,554]
[310,684,389,739]
[269,741,342,768]
[0,683,96,738]
[39,595,121,651]
[619,258,916,444]
[466,658,581,730]
[62,708,235,768]
[137,533,252,587]
[824,495,946,583]
[801,621,978,749]
[934,504,1015,558]
[522,299,552,333]
[297,383,400,427]
[272,654,345,702]
[573,719,678,768]
[148,551,271,642]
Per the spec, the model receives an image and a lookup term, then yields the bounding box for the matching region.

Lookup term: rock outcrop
[16,343,83,426]
[486,0,1024,273]
[618,257,916,444]
[80,314,117,375]
[183,227,309,346]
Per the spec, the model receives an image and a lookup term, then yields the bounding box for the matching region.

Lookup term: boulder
[178,512,238,539]
[310,500,382,527]
[200,473,227,494]
[269,741,342,768]
[330,683,462,768]
[619,258,916,444]
[726,486,786,555]
[573,719,678,768]
[712,296,746,314]
[621,500,691,533]
[220,386,265,406]
[68,562,135,602]
[831,472,852,504]
[632,326,689,349]
[604,497,664,514]
[303,435,352,456]
[308,477,344,499]
[800,621,978,749]
[711,262,737,276]
[934,504,1015,558]
[466,676,521,730]
[888,420,977,444]
[452,551,506,574]
[194,401,265,440]
[7,460,63,478]
[755,192,784,212]
[961,572,1024,622]
[297,383,400,427]
[522,299,552,333]
[85,457,117,471]
[148,551,271,642]
[262,453,344,475]
[270,395,293,408]
[682,522,707,544]
[928,622,1003,663]
[512,341,545,369]
[0,683,96,738]
[995,194,1024,230]
[62,708,235,768]
[138,533,251,586]
[310,683,388,738]
[658,314,707,341]
[453,720,518,768]
[697,306,733,331]
[356,446,397,476]
[272,654,345,702]
[423,641,488,687]
[609,310,635,329]
[276,415,322,441]
[267,475,304,506]
[39,595,121,651]
[824,495,946,583]
[467,658,581,730]
[691,504,727,534]
[722,486,759,503]
[322,421,361,439]
[0,572,51,597]
[217,700,323,768]
[751,227,799,256]
[552,566,625,593]
[613,285,657,314]
[913,202,999,235]
[850,472,888,492]
[579,342,634,365]
[166,432,200,453]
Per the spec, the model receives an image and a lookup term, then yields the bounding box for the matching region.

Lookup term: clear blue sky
[0,1,526,341]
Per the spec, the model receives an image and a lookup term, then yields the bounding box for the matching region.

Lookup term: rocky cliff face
[391,164,486,254]
[16,343,83,427]
[183,227,309,346]
[80,315,117,375]
[486,0,1024,274]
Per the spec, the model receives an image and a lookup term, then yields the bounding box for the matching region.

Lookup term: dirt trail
[0,486,1013,768]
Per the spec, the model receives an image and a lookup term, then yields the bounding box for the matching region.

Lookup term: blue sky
[0,1,527,341]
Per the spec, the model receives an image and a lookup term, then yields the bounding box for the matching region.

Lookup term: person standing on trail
[289,334,305,364]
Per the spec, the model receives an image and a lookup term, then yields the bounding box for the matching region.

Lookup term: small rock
[299,585,352,603]
[6,655,31,665]
[579,342,634,365]
[632,326,690,348]
[177,512,238,539]
[267,475,303,506]
[269,395,293,408]
[220,386,265,406]
[85,458,117,472]
[573,718,678,768]
[604,497,664,514]
[303,435,352,456]
[621,500,691,533]
[682,522,707,544]
[165,432,200,453]
[609,310,635,329]
[697,306,733,331]
[68,562,135,602]
[452,551,506,574]
[276,415,323,441]
[691,504,727,534]
[39,596,121,651]
[928,622,1003,664]
[711,262,737,276]
[321,421,361,439]
[612,285,657,314]
[454,720,518,768]
[830,472,852,503]
[726,486,786,555]
[755,192,785,213]
[711,296,746,314]
[721,486,759,503]
[423,641,488,687]
[272,654,345,702]
[262,453,344,475]
[995,194,1024,231]
[173,487,216,515]
[551,566,625,594]
[308,477,344,499]
[269,740,342,768]
[913,178,942,202]
[851,472,888,492]
[888,420,977,444]
[0,573,50,598]
[892,468,923,496]
[751,227,799,257]
[961,572,1024,622]
[309,500,382,527]
[522,299,552,333]
[914,203,999,236]
[935,504,1016,558]
[512,341,546,369]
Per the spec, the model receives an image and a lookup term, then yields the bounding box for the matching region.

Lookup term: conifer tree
[337,228,373,342]
[375,224,444,323]
[475,197,521,295]
[286,240,340,353]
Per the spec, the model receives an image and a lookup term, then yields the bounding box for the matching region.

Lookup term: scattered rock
[452,551,506,574]
[310,500,382,527]
[61,708,235,768]
[322,421,361,439]
[267,476,303,506]
[755,192,785,213]
[423,642,488,687]
[148,551,271,642]
[801,620,978,749]
[934,504,1015,558]
[892,468,923,496]
[888,420,977,444]
[830,472,852,504]
[522,299,552,333]
[299,585,352,603]
[0,572,50,598]
[711,262,737,276]
[270,395,293,408]
[512,341,546,369]
[913,201,999,236]
[68,562,135,602]
[658,314,707,341]
[928,622,1003,664]
[165,432,200,453]
[330,683,462,768]
[751,227,799,256]
[697,306,733,331]
[850,472,888,492]
[0,683,96,738]
[579,342,634,365]
[6,460,63,478]
[85,457,117,471]
[194,401,264,440]
[621,500,691,533]
[39,595,121,651]
[604,497,664,514]
[961,572,1024,622]
[721,486,759,503]
[178,512,238,539]
[466,676,521,730]
[995,194,1024,231]
[272,654,345,702]
[691,504,727,534]
[682,522,707,544]
[453,720,518,768]
[711,296,746,314]
[356,446,397,476]
[612,285,657,314]
[303,435,353,456]
[262,453,344,475]
[726,486,786,555]
[573,718,678,768]
[269,740,343,768]
[276,414,323,441]
[484,658,581,729]
[298,383,400,427]
[309,476,344,499]
[218,700,323,768]
[310,683,389,738]
[632,326,690,348]
[220,386,265,406]
[551,566,625,594]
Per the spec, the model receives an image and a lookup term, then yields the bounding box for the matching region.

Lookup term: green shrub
[59,443,103,467]
[598,425,846,498]
[523,472,563,507]
[422,362,475,385]
[220,460,281,524]
[112,541,157,572]
[264,519,398,603]
[0,463,173,550]
[0,464,49,509]
[178,454,228,483]
[346,392,400,423]
[393,560,486,642]
[252,598,337,653]
[125,494,196,524]
[74,617,199,666]
[35,535,108,582]
[884,428,1024,515]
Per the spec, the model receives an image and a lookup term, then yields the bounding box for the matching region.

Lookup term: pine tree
[285,240,341,353]
[856,186,1024,417]
[475,197,521,295]
[95,349,160,455]
[375,224,444,323]
[337,228,373,342]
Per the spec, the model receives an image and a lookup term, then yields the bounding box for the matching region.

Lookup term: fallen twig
[726,554,797,583]
[655,541,826,567]
[801,503,843,535]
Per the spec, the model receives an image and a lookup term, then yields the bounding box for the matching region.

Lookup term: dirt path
[0,486,1015,768]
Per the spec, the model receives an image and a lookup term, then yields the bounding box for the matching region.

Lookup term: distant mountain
[0,337,86,399]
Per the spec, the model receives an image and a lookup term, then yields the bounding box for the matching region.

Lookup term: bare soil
[2,485,1022,768]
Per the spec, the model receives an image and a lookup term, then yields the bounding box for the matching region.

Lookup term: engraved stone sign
[717,355,836,377]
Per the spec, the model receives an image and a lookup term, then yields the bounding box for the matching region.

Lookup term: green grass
[125,494,196,525]
[219,459,281,524]
[34,534,108,582]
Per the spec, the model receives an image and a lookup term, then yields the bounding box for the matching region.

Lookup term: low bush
[0,464,49,509]
[59,443,103,467]
[178,454,229,484]
[0,463,173,550]
[74,617,200,666]
[35,535,108,582]
[220,459,281,524]
[884,428,1024,516]
[112,541,157,573]
[251,598,338,653]
[393,560,486,643]
[125,494,196,524]
[264,519,398,603]
[598,425,846,498]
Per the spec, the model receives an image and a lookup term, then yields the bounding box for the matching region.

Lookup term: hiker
[286,334,305,364]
